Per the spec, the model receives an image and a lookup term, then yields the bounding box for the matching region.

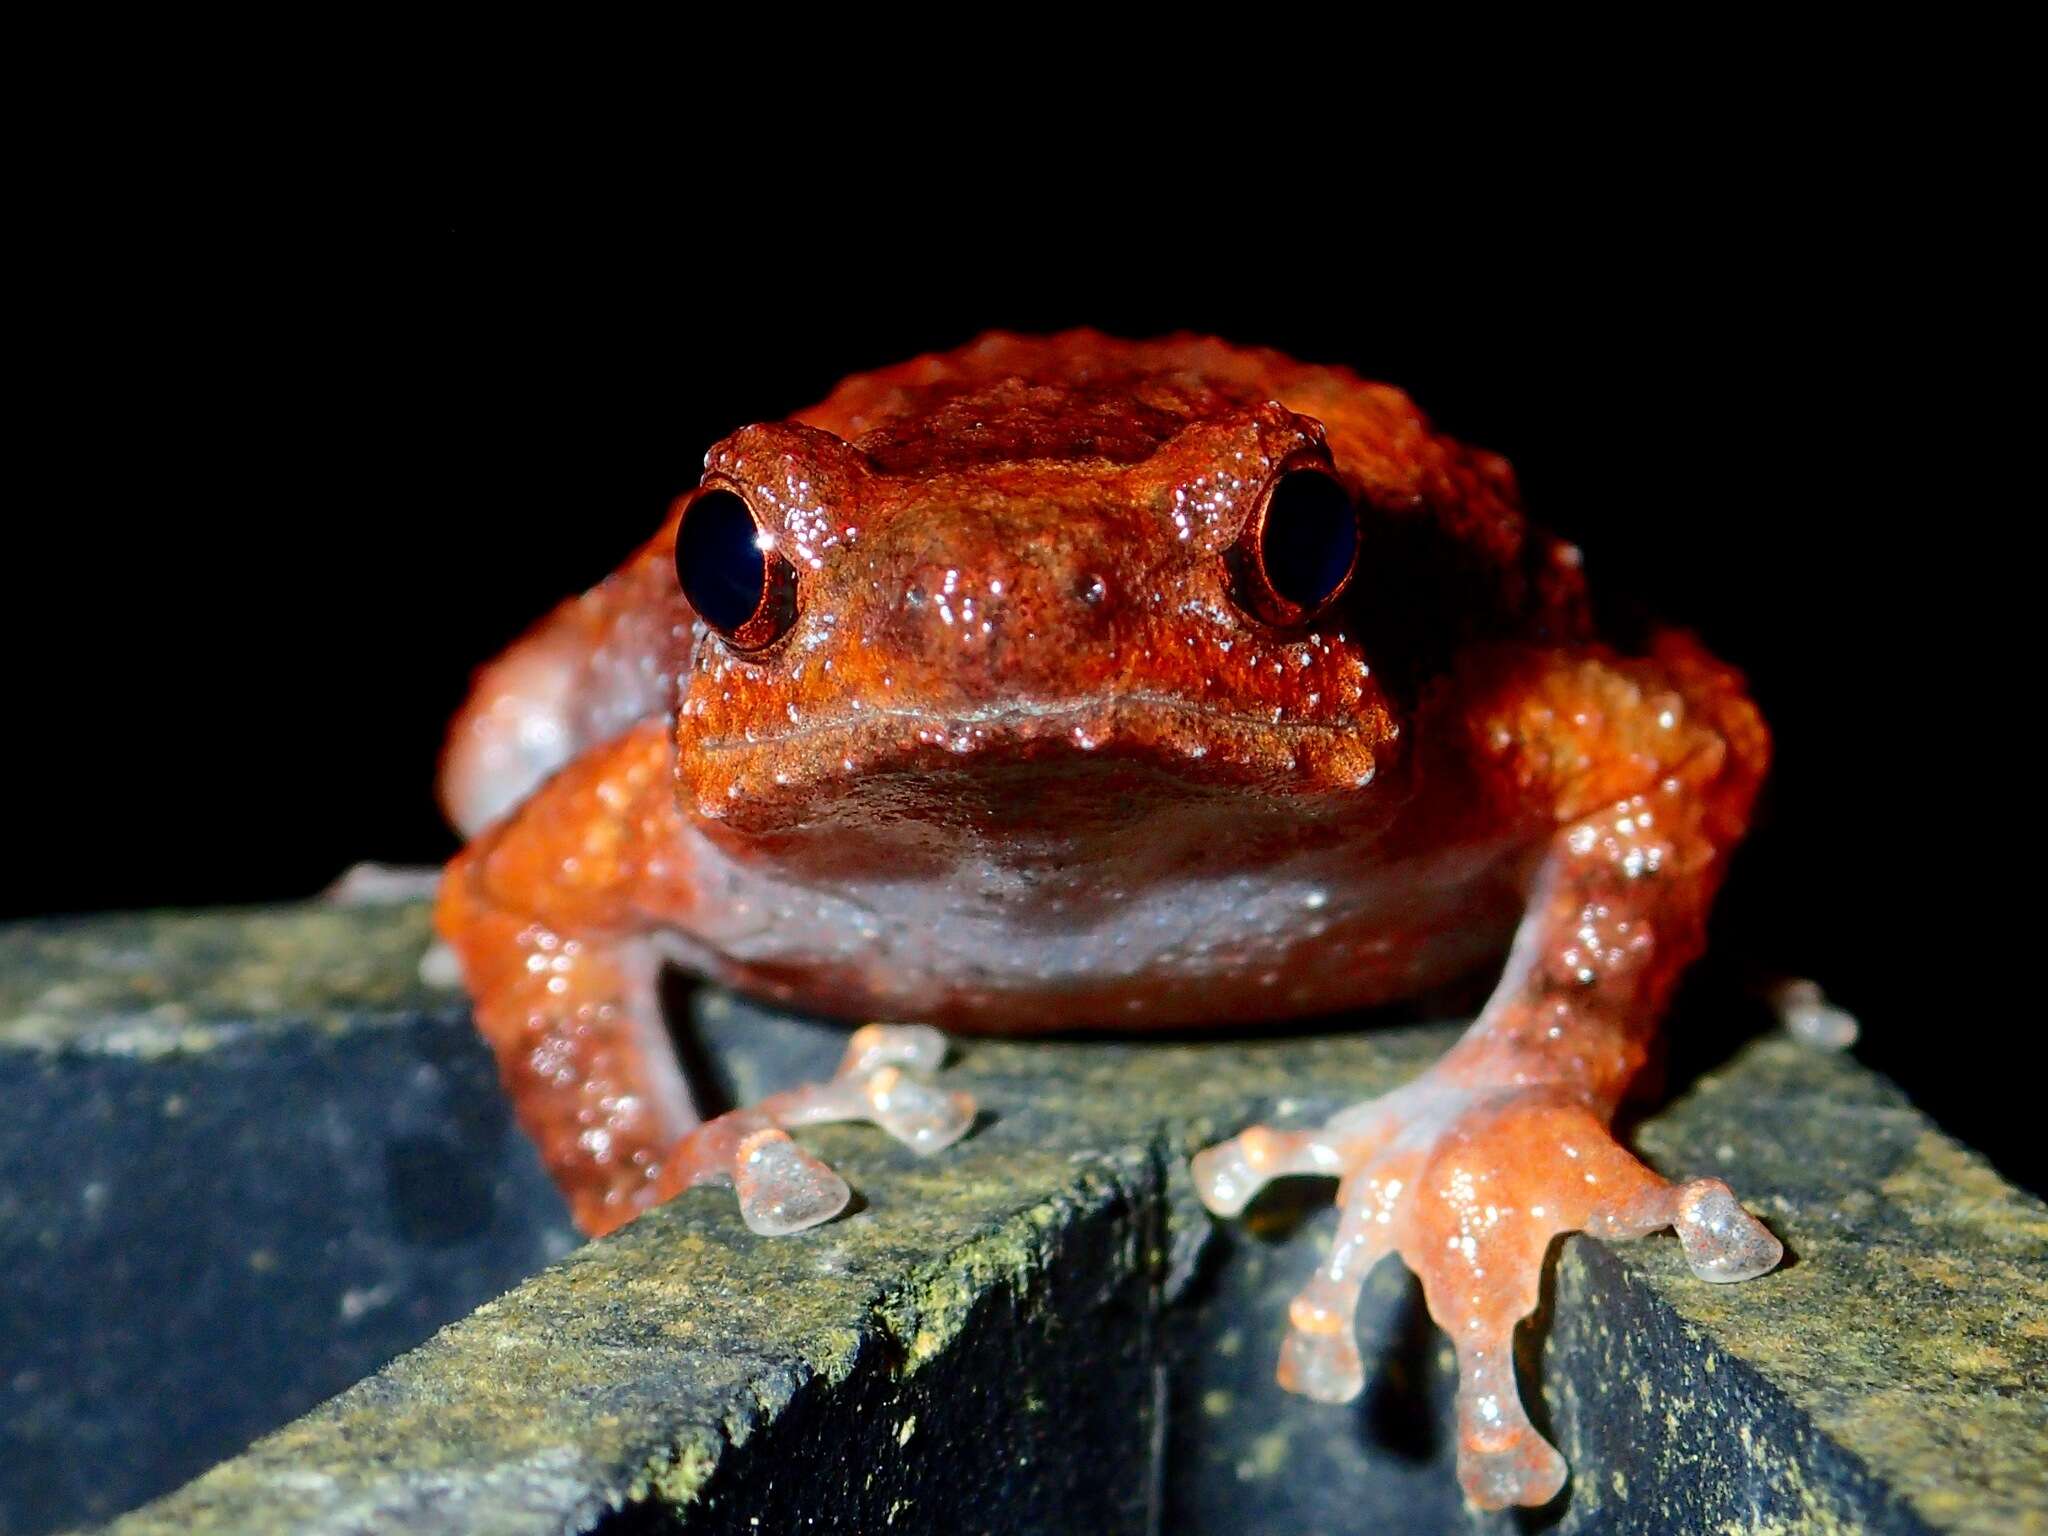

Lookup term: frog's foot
[649,1024,976,1236]
[1192,1081,1781,1509]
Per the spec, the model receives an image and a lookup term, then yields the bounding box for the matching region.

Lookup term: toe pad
[1675,1179,1783,1283]
[733,1129,851,1236]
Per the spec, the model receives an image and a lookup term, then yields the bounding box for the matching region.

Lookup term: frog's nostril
[1075,573,1109,606]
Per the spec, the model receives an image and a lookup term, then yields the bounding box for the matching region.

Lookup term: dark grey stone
[0,907,577,1533]
[1,903,2041,1535]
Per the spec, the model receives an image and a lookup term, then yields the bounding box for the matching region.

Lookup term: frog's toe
[823,1024,975,1152]
[1457,1395,1570,1508]
[1277,1317,1366,1403]
[731,1128,852,1236]
[850,1066,976,1154]
[1269,1160,1405,1402]
[1440,1316,1571,1507]
[324,861,443,905]
[838,1022,951,1078]
[1671,1178,1784,1282]
[1191,1126,1347,1218]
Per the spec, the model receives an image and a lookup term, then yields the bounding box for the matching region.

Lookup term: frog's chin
[675,693,1392,839]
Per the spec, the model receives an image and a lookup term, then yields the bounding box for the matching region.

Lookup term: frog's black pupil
[1262,471,1358,610]
[677,490,767,633]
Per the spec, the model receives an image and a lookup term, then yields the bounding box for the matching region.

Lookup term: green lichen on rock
[1547,1039,2048,1536]
[0,903,455,1056]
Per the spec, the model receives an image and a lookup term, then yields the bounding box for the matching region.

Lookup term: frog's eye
[1226,466,1361,627]
[675,487,799,652]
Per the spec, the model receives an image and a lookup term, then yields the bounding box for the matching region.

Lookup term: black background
[14,203,2029,1189]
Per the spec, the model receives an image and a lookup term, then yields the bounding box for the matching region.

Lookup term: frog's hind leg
[1195,1089,1780,1508]
[647,1024,975,1235]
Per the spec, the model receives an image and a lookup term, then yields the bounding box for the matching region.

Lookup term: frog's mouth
[676,691,1394,842]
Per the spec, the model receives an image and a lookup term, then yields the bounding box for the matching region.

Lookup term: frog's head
[669,380,1399,860]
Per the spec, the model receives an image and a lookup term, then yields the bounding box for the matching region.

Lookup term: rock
[1,904,2040,1533]
[0,905,578,1533]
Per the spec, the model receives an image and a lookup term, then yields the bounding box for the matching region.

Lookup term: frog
[435,329,1782,1510]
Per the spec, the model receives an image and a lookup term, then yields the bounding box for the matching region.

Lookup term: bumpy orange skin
[435,331,1775,1510]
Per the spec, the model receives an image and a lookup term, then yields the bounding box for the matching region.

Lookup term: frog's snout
[860,510,1127,705]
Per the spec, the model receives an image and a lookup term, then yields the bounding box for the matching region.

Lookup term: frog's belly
[658,832,1535,1033]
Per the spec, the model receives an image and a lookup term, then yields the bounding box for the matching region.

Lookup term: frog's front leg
[437,720,973,1238]
[1193,635,1778,1509]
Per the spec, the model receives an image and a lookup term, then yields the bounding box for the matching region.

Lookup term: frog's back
[802,330,1475,495]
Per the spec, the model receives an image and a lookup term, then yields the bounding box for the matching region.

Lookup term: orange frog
[436,330,1781,1509]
